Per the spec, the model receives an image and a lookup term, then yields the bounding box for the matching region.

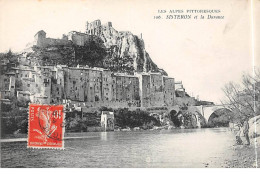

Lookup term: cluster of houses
[1,63,188,109]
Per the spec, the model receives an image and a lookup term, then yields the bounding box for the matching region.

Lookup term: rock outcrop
[22,20,167,75]
[98,25,166,74]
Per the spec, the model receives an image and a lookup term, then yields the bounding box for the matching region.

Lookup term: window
[27,84,30,87]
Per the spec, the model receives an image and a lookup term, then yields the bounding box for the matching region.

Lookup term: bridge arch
[188,105,232,125]
[202,106,232,123]
[207,108,233,126]
[169,109,182,127]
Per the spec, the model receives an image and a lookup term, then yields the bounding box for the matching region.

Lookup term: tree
[221,68,260,123]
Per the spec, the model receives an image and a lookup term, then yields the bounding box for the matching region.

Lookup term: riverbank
[222,137,260,168]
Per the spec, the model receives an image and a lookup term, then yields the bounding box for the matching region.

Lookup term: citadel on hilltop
[1,20,198,111]
[32,20,112,48]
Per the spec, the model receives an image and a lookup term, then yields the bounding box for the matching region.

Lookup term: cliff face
[99,25,166,74]
[22,21,167,75]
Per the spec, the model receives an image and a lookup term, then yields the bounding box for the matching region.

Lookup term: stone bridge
[188,105,231,124]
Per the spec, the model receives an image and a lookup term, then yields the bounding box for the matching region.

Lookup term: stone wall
[163,76,175,107]
[68,31,90,46]
[34,30,71,47]
[36,37,71,47]
[175,96,196,106]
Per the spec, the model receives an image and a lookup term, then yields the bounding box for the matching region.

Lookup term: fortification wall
[36,37,71,47]
[68,32,90,46]
[175,97,196,106]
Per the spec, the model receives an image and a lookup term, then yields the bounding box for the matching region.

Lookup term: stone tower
[34,30,46,47]
[85,20,102,35]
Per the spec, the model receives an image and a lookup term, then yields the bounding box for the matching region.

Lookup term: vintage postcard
[0,0,259,168]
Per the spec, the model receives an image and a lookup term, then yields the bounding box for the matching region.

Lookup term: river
[1,128,243,168]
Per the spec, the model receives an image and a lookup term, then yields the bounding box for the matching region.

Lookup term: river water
[1,128,238,168]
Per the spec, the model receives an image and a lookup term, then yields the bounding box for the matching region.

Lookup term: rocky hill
[20,21,167,75]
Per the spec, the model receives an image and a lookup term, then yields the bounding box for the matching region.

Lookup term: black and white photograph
[0,0,260,168]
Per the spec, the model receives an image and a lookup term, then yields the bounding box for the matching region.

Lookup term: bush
[114,108,160,128]
[1,108,28,136]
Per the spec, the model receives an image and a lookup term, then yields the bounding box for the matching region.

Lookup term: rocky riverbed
[223,137,260,168]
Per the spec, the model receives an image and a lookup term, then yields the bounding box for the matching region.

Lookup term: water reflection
[1,128,236,168]
[100,132,107,141]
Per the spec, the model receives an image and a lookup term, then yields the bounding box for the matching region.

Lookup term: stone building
[13,65,64,104]
[33,66,62,104]
[135,73,151,107]
[102,69,113,101]
[163,76,175,107]
[101,111,114,131]
[12,67,39,103]
[63,67,85,102]
[86,20,112,36]
[112,73,141,107]
[63,66,103,103]
[0,75,15,100]
[50,66,65,104]
[88,67,103,102]
[150,73,164,107]
[174,81,196,106]
[6,64,177,108]
[86,20,102,35]
[33,73,51,104]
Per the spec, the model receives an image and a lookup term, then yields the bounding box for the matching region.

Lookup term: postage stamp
[27,104,65,149]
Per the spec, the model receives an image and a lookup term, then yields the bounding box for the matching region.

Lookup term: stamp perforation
[27,103,66,150]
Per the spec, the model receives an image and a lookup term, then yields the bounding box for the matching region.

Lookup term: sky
[0,0,259,104]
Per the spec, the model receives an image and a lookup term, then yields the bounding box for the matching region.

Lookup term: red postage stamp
[28,104,65,149]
